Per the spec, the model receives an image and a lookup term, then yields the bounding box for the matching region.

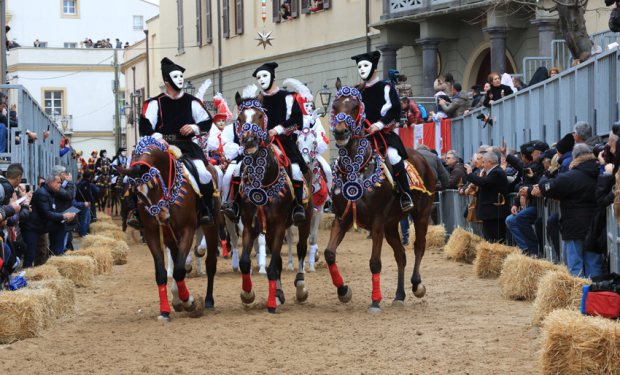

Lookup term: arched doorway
[462,43,518,89]
[474,50,516,87]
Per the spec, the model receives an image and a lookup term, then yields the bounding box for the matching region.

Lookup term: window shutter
[301,0,310,14]
[235,0,244,34]
[196,0,202,46]
[177,0,185,53]
[272,0,281,23]
[291,0,298,18]
[206,0,213,43]
[223,0,229,38]
[323,0,330,9]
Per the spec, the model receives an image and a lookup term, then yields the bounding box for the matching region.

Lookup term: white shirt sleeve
[144,100,159,131]
[206,128,221,152]
[221,124,235,144]
[192,100,211,125]
[313,118,329,155]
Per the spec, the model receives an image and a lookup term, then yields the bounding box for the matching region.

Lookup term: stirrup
[292,205,306,226]
[400,194,414,212]
[200,213,214,225]
[221,202,239,222]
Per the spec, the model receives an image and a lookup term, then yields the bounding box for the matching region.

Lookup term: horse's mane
[241,84,259,100]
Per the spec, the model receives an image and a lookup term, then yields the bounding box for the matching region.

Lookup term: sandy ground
[0,228,539,374]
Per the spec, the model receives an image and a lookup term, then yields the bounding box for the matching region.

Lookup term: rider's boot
[221,177,241,222]
[292,180,306,226]
[393,160,414,212]
[199,181,215,226]
[127,209,142,229]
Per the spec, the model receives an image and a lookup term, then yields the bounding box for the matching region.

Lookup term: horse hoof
[240,290,255,304]
[205,298,215,310]
[286,263,294,271]
[194,247,206,257]
[276,289,285,306]
[188,296,205,318]
[259,267,267,275]
[182,296,196,312]
[413,284,426,298]
[185,263,193,273]
[315,252,320,262]
[157,312,171,322]
[172,302,183,312]
[337,285,352,303]
[232,266,239,272]
[296,284,309,303]
[267,307,277,314]
[392,299,405,308]
[197,270,206,276]
[307,264,316,273]
[368,301,382,314]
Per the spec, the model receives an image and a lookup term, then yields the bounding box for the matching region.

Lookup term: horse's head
[330,86,365,148]
[235,86,268,155]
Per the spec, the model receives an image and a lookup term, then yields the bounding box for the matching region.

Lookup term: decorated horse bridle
[127,136,184,216]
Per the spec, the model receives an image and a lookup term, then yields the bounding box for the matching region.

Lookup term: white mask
[357,60,373,81]
[169,70,184,91]
[121,151,126,157]
[303,102,314,115]
[256,70,273,91]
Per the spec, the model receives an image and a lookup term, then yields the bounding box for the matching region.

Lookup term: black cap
[532,141,549,152]
[351,51,381,66]
[252,62,279,78]
[161,57,185,77]
[542,148,557,160]
[556,133,575,154]
[453,83,462,92]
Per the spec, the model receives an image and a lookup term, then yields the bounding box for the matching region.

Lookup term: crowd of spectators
[0,163,102,290]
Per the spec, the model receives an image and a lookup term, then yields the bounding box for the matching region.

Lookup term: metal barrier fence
[451,46,620,163]
[522,57,552,83]
[0,84,77,185]
[438,190,619,273]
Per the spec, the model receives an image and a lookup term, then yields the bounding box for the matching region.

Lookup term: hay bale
[532,271,590,325]
[498,253,565,301]
[25,264,61,281]
[97,214,113,223]
[444,227,483,263]
[0,288,56,343]
[473,242,519,279]
[81,234,129,265]
[90,221,118,233]
[46,256,95,287]
[70,248,113,274]
[425,225,446,250]
[540,309,620,375]
[29,278,75,317]
[97,229,126,241]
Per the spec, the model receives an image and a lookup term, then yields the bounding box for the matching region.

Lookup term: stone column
[531,19,557,57]
[378,44,402,79]
[483,26,507,74]
[416,38,440,97]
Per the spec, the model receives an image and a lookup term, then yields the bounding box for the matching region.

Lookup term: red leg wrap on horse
[266,279,277,309]
[158,284,171,314]
[221,240,229,258]
[176,280,190,302]
[371,273,382,303]
[328,263,344,288]
[242,273,252,293]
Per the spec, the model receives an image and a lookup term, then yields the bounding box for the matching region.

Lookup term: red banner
[397,120,451,153]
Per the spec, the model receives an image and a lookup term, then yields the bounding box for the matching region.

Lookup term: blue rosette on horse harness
[241,148,288,206]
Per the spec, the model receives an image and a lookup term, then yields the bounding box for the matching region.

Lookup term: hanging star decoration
[255,29,274,49]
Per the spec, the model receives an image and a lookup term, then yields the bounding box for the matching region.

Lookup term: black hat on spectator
[532,141,549,152]
[556,133,575,154]
[542,148,557,160]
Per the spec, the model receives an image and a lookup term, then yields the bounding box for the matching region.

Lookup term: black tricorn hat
[252,62,279,78]
[351,51,381,66]
[161,57,185,76]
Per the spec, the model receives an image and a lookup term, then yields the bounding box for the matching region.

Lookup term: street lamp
[183,80,195,96]
[318,84,332,113]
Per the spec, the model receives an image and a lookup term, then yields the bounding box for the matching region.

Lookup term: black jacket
[447,163,467,189]
[76,179,94,202]
[55,180,76,213]
[506,154,544,203]
[539,158,599,240]
[483,84,513,107]
[0,176,16,218]
[466,165,510,221]
[21,184,65,233]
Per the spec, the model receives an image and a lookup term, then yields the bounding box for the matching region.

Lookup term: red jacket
[405,101,422,126]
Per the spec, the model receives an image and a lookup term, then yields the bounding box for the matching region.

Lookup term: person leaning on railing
[483,72,513,108]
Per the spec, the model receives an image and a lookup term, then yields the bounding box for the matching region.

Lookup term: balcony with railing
[383,0,490,19]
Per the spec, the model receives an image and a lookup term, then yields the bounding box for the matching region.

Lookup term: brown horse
[118,137,220,321]
[325,86,436,313]
[233,89,313,313]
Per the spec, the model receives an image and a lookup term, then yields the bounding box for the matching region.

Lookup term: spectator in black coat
[465,152,510,242]
[445,150,467,189]
[483,72,514,108]
[76,171,94,236]
[534,144,603,277]
[21,173,76,267]
[51,165,83,252]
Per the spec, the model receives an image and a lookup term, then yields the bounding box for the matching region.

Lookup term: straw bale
[498,253,565,301]
[97,229,126,241]
[81,234,129,265]
[25,264,61,281]
[473,242,519,279]
[541,309,620,375]
[47,256,95,287]
[96,214,113,223]
[90,221,118,233]
[0,288,56,343]
[425,225,446,250]
[444,228,483,263]
[29,278,75,317]
[70,248,113,274]
[532,271,590,325]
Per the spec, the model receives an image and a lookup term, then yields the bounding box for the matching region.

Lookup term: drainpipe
[365,0,371,52]
[144,29,150,96]
[217,0,223,92]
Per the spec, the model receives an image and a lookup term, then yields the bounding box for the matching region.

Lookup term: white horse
[286,117,332,272]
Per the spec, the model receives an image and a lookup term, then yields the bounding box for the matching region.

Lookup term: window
[196,0,202,46]
[273,0,299,23]
[206,0,213,43]
[39,41,48,48]
[133,15,144,30]
[63,0,76,15]
[44,90,64,117]
[63,42,77,48]
[223,0,229,38]
[302,0,329,14]
[177,0,184,53]
[234,0,243,35]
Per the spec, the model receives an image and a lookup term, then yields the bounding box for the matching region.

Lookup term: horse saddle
[178,155,202,196]
[383,160,431,196]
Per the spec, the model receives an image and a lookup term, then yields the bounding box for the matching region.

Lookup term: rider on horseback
[136,57,215,225]
[222,62,308,225]
[351,51,414,212]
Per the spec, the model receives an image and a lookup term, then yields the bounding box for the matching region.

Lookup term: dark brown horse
[233,89,313,313]
[118,137,220,321]
[325,86,436,313]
